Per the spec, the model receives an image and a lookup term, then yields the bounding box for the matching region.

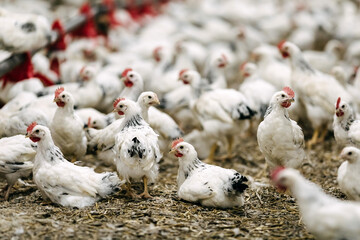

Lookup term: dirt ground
[0,132,346,239]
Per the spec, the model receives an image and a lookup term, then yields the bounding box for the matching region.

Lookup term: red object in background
[49,19,67,51]
[33,72,55,87]
[102,0,121,28]
[0,53,34,88]
[72,2,98,38]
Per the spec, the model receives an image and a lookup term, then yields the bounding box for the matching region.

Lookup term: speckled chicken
[0,135,36,200]
[27,122,123,208]
[171,139,248,208]
[113,98,161,198]
[257,87,305,170]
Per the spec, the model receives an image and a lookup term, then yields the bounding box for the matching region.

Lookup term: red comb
[282,86,295,98]
[336,97,341,109]
[240,61,247,71]
[87,117,91,127]
[55,87,65,98]
[277,40,287,50]
[270,166,286,181]
[27,122,37,134]
[121,68,133,77]
[171,138,184,149]
[179,69,188,78]
[113,97,125,108]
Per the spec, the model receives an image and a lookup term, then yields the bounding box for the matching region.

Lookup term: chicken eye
[120,105,123,108]
[129,74,133,78]
[342,105,345,108]
[62,95,65,98]
[281,94,285,97]
[180,146,184,149]
[35,129,40,133]
[93,121,96,124]
[348,152,352,156]
[148,96,152,99]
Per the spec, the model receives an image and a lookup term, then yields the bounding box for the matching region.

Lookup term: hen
[333,97,360,148]
[113,98,161,198]
[272,167,360,240]
[171,139,248,208]
[338,147,360,201]
[0,135,36,200]
[50,87,87,161]
[257,87,305,170]
[27,122,123,208]
[278,40,352,148]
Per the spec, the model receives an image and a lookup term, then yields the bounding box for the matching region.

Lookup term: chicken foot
[216,135,236,160]
[306,127,319,149]
[125,183,139,199]
[203,143,218,163]
[138,176,152,199]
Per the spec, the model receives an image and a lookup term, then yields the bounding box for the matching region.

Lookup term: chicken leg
[306,127,320,149]
[217,135,236,160]
[318,124,328,143]
[138,176,152,199]
[203,143,218,163]
[125,183,138,199]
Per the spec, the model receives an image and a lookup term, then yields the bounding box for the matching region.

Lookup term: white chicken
[50,87,87,161]
[278,40,352,147]
[118,68,144,101]
[76,108,114,130]
[272,167,360,240]
[0,8,51,53]
[0,135,36,200]
[26,122,123,208]
[333,97,360,148]
[171,139,248,208]
[257,87,305,170]
[113,98,161,198]
[180,69,256,161]
[338,146,360,201]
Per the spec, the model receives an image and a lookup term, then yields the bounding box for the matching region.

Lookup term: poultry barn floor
[0,133,345,239]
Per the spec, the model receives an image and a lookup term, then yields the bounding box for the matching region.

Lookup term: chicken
[180,69,256,161]
[113,98,161,198]
[26,122,123,208]
[303,39,343,73]
[0,135,36,200]
[0,8,51,53]
[257,87,305,170]
[118,68,144,101]
[76,108,114,130]
[272,167,360,240]
[338,146,360,201]
[50,87,87,161]
[203,52,229,89]
[333,97,360,148]
[239,62,277,119]
[278,40,352,148]
[170,139,248,208]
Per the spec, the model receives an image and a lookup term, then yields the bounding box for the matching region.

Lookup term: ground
[0,133,346,239]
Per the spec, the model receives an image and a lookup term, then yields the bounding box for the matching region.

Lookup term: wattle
[281,52,289,58]
[281,101,291,108]
[336,111,344,117]
[30,137,41,142]
[118,111,124,115]
[124,80,134,87]
[175,152,183,157]
[56,101,65,107]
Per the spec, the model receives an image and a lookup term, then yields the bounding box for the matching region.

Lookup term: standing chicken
[338,146,360,201]
[113,98,161,198]
[171,138,248,208]
[50,87,87,161]
[27,122,123,208]
[0,135,36,200]
[333,97,360,148]
[278,40,352,148]
[257,87,305,170]
[272,167,360,240]
[118,68,144,101]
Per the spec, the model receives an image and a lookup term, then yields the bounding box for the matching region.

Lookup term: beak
[25,133,29,138]
[53,98,60,103]
[112,109,117,113]
[120,77,126,81]
[288,98,295,102]
[169,148,176,154]
[153,96,160,105]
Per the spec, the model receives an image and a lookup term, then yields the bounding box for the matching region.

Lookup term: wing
[178,175,216,202]
[349,121,360,144]
[290,119,305,147]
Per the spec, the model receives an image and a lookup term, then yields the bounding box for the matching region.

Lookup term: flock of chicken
[1,0,360,239]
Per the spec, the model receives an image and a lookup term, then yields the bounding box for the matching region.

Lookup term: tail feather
[227,173,248,195]
[232,103,257,120]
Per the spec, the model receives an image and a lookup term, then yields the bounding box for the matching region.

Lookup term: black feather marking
[61,192,69,196]
[6,161,24,165]
[298,58,315,73]
[259,103,269,118]
[123,114,143,129]
[235,103,257,120]
[21,22,36,33]
[159,98,167,109]
[229,173,248,194]
[127,137,146,159]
